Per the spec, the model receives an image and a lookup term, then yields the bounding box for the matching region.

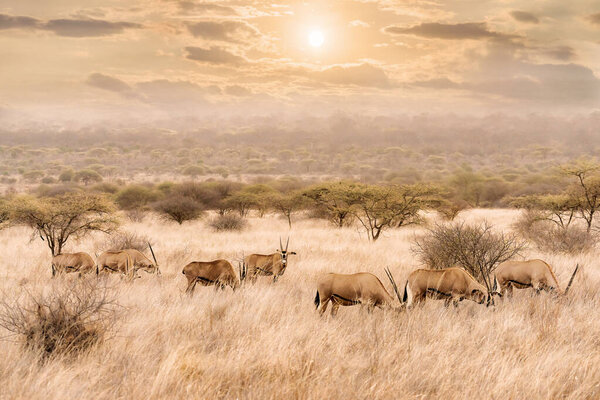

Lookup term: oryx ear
[290,251,297,255]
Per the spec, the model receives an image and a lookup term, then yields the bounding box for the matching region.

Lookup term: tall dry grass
[0,209,598,399]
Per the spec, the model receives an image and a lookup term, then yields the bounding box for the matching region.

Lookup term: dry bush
[0,280,118,360]
[513,210,596,254]
[208,213,247,232]
[153,195,203,224]
[413,221,525,290]
[125,209,146,222]
[101,231,150,252]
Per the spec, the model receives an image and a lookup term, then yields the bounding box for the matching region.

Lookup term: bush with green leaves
[153,195,203,224]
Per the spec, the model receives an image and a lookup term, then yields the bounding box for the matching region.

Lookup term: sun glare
[308,30,324,47]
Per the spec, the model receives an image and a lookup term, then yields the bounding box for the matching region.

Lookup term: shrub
[154,195,203,224]
[513,210,596,254]
[208,213,247,231]
[0,281,117,360]
[73,169,103,185]
[413,221,525,291]
[58,169,74,182]
[100,231,151,252]
[115,185,159,210]
[182,165,205,177]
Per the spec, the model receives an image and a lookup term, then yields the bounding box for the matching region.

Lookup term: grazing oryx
[123,244,161,276]
[96,250,134,277]
[403,267,496,307]
[494,260,579,296]
[314,268,403,316]
[51,252,96,276]
[182,259,242,294]
[244,237,296,283]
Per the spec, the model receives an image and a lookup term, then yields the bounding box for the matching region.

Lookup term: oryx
[403,267,496,307]
[494,259,579,297]
[182,259,242,294]
[96,250,134,278]
[51,252,96,277]
[244,237,296,283]
[314,267,403,316]
[123,243,161,276]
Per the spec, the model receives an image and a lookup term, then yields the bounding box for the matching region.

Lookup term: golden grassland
[0,209,599,399]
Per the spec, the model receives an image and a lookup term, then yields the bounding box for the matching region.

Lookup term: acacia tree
[560,159,600,232]
[511,193,580,229]
[153,195,203,224]
[268,191,306,228]
[9,193,118,256]
[74,169,103,186]
[349,183,438,241]
[302,182,358,227]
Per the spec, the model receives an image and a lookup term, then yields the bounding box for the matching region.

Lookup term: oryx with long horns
[243,237,296,283]
[314,267,403,316]
[494,259,579,297]
[402,267,497,307]
[122,243,161,276]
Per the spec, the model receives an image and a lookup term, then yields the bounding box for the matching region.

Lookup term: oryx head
[276,237,296,271]
[486,276,503,307]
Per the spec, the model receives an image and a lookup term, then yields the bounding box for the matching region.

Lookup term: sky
[0,0,599,123]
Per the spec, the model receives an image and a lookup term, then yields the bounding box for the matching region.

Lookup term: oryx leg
[330,303,340,317]
[504,282,513,298]
[318,297,331,316]
[185,276,197,295]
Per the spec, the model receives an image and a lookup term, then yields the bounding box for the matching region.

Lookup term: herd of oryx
[51,237,580,316]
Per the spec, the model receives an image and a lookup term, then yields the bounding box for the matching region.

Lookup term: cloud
[225,85,252,96]
[586,13,600,25]
[0,14,40,30]
[186,20,259,43]
[349,20,370,28]
[383,22,518,41]
[177,1,237,16]
[0,14,140,37]
[184,46,247,65]
[543,46,576,61]
[86,73,132,93]
[509,11,539,24]
[312,63,392,88]
[44,19,141,37]
[414,78,460,89]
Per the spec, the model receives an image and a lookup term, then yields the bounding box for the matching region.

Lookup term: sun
[308,30,325,47]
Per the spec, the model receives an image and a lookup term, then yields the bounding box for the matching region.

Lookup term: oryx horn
[285,237,289,252]
[148,242,158,265]
[384,267,402,304]
[280,237,283,251]
[564,264,579,295]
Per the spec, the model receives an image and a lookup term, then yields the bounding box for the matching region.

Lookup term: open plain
[0,209,598,400]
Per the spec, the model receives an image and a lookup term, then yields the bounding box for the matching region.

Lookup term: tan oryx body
[182,259,241,294]
[96,250,134,277]
[51,252,95,276]
[244,237,296,283]
[403,267,491,307]
[495,260,578,296]
[122,247,160,276]
[314,268,402,316]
